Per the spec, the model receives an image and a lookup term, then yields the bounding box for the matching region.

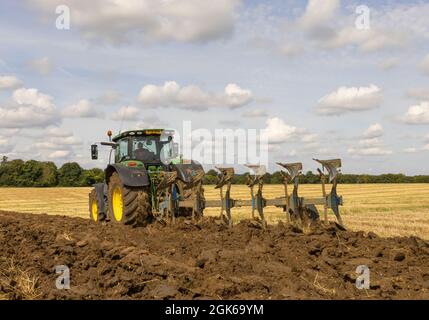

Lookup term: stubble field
[1,184,428,239]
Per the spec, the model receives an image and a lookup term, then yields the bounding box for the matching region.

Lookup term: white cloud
[224,84,253,109]
[402,102,429,125]
[29,57,54,75]
[380,3,429,39]
[62,99,100,118]
[111,106,140,121]
[267,144,280,153]
[33,127,81,152]
[298,0,339,34]
[29,0,241,44]
[0,75,22,90]
[46,127,73,137]
[137,81,253,110]
[420,54,429,75]
[1,129,20,136]
[48,150,71,159]
[316,85,383,116]
[50,136,82,146]
[242,108,268,118]
[263,117,299,144]
[288,149,298,157]
[35,136,81,150]
[301,133,318,143]
[325,27,408,52]
[349,124,391,156]
[136,115,168,129]
[406,88,429,101]
[358,138,382,147]
[279,1,418,54]
[403,147,418,153]
[34,142,58,150]
[268,144,298,156]
[277,1,339,54]
[347,3,429,52]
[363,123,383,139]
[12,88,54,110]
[348,147,393,156]
[0,88,58,128]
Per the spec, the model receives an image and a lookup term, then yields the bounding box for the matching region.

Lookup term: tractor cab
[112,129,178,166]
[91,129,179,168]
[112,129,178,167]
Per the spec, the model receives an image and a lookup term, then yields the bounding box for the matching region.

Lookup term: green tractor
[88,129,206,227]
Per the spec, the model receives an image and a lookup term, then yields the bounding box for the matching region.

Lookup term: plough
[156,159,344,229]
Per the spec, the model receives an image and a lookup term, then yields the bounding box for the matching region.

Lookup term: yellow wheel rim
[112,187,123,222]
[91,200,98,222]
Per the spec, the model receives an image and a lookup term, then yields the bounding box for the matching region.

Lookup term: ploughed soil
[1,210,429,300]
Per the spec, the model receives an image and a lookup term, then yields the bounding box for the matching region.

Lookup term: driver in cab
[134,142,153,160]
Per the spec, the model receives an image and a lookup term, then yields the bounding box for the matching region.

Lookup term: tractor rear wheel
[108,172,152,226]
[89,189,106,223]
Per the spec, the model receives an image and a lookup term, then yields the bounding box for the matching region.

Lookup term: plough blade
[313,158,344,227]
[182,167,205,222]
[276,162,316,230]
[246,164,267,177]
[313,158,341,182]
[245,164,266,188]
[186,168,205,188]
[277,162,303,181]
[154,171,178,223]
[215,167,234,189]
[212,167,234,227]
[245,165,267,228]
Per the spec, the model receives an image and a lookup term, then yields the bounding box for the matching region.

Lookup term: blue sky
[1,0,429,174]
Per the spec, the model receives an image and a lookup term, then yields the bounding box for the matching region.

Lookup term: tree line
[202,169,429,185]
[1,157,428,187]
[0,157,103,187]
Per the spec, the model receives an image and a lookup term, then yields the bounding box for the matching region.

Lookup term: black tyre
[108,172,152,226]
[89,189,106,223]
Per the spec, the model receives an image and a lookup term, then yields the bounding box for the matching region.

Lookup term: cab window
[115,139,129,162]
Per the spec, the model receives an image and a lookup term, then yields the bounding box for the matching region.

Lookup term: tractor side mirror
[91,144,98,160]
[172,143,179,158]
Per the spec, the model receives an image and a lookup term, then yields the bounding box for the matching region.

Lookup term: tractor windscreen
[132,137,159,162]
[115,135,174,164]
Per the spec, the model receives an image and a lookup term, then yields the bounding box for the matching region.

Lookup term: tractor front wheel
[89,189,106,223]
[108,172,152,226]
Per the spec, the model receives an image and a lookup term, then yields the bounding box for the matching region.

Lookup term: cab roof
[112,129,174,142]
